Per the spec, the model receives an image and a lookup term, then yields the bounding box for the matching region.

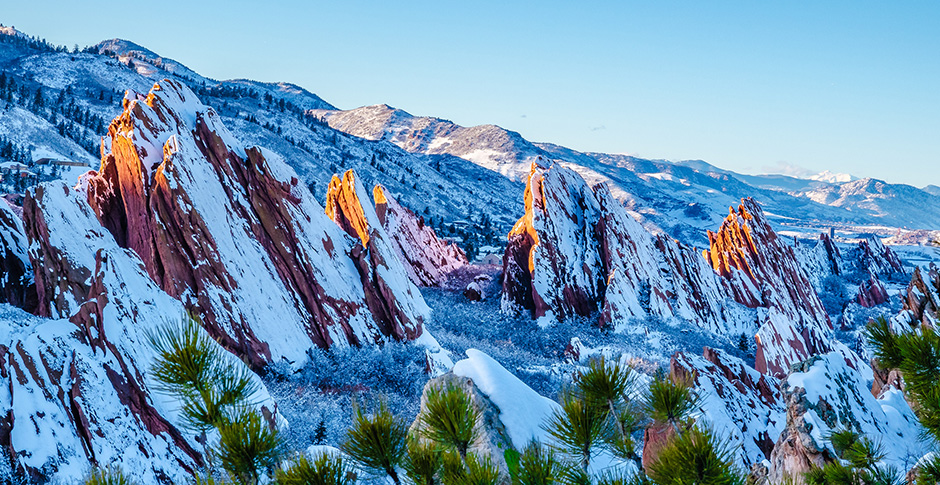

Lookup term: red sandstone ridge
[11,181,281,483]
[324,170,429,342]
[894,265,939,329]
[0,200,37,311]
[671,348,784,468]
[704,199,833,377]
[373,184,467,287]
[857,276,889,308]
[500,160,603,322]
[499,161,821,352]
[34,79,432,369]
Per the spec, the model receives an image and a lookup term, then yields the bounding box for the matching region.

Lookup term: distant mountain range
[2,25,939,251]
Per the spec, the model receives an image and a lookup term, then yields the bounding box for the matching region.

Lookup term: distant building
[34,158,90,167]
[0,161,34,177]
[480,253,502,265]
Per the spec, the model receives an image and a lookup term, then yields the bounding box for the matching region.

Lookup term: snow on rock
[324,170,430,343]
[856,275,890,308]
[594,183,752,335]
[672,348,785,468]
[9,181,280,484]
[500,161,832,358]
[0,200,36,311]
[795,233,844,289]
[452,349,559,451]
[58,79,433,369]
[373,184,467,287]
[705,200,833,377]
[893,264,939,330]
[501,159,602,324]
[858,237,906,276]
[768,351,924,482]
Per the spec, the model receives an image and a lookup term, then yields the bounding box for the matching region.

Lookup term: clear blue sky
[4,1,939,186]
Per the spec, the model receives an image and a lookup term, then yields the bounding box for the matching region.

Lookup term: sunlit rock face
[324,170,430,343]
[0,79,445,483]
[373,184,467,287]
[499,162,834,374]
[704,200,833,377]
[500,160,752,336]
[53,79,432,369]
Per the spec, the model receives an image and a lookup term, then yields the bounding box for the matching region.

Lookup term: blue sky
[4,1,939,186]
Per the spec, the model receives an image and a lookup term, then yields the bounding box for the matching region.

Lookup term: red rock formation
[767,352,921,483]
[9,181,281,484]
[0,200,37,312]
[499,165,832,369]
[373,184,467,287]
[894,265,940,329]
[856,276,889,308]
[58,79,431,369]
[817,233,843,276]
[324,170,428,343]
[500,161,603,321]
[704,200,833,377]
[671,348,784,467]
[641,424,676,471]
[858,237,905,276]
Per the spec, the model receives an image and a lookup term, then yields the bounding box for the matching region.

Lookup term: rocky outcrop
[56,79,433,369]
[705,200,833,377]
[411,373,515,481]
[501,160,603,322]
[794,233,843,289]
[373,184,467,287]
[671,348,785,467]
[500,162,833,368]
[856,276,889,308]
[894,265,939,329]
[7,181,280,484]
[0,200,36,311]
[768,352,922,484]
[858,237,905,276]
[410,350,560,481]
[324,171,430,344]
[501,161,754,336]
[595,184,751,335]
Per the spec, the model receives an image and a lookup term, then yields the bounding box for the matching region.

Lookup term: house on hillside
[35,157,89,167]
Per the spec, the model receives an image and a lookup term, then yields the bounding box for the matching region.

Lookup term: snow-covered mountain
[0,30,520,257]
[314,104,940,244]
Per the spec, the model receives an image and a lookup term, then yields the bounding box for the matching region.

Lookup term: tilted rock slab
[373,184,467,287]
[768,351,923,484]
[500,161,834,368]
[671,348,785,468]
[894,264,939,329]
[56,79,433,369]
[8,182,279,484]
[0,200,36,312]
[501,161,753,337]
[705,200,834,377]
